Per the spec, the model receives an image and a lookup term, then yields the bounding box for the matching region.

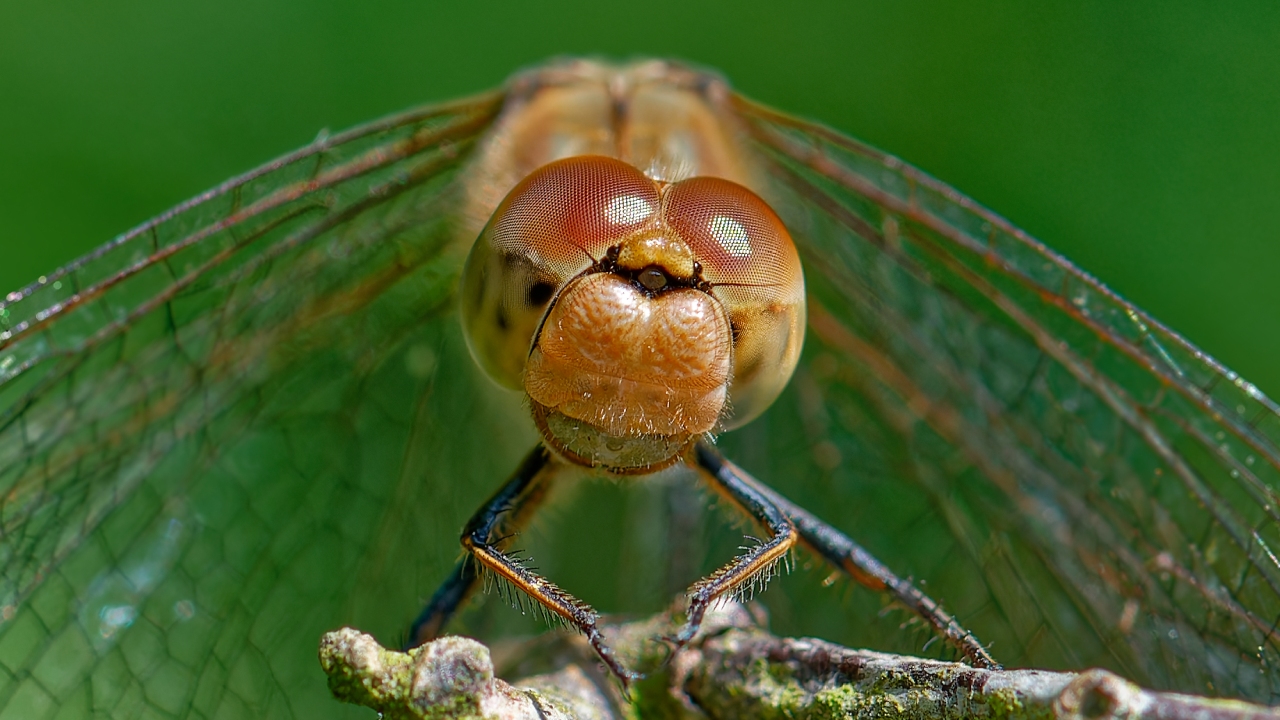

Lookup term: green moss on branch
[320,603,1274,720]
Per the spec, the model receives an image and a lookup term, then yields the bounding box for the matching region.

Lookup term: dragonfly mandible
[2,59,1279,718]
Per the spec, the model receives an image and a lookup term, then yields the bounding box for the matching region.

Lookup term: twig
[318,602,1277,719]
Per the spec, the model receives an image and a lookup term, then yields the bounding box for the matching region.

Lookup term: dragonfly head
[462,155,805,473]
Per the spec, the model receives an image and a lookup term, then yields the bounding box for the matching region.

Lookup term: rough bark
[319,603,1277,720]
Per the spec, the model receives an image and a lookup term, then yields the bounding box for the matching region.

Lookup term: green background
[1,2,1279,711]
[1,3,1276,400]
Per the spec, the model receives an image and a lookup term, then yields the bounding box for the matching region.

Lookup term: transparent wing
[728,95,1280,703]
[6,76,1278,720]
[0,91,541,719]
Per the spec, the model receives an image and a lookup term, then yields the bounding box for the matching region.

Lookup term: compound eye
[662,176,802,295]
[662,176,806,429]
[489,156,661,274]
[462,156,662,390]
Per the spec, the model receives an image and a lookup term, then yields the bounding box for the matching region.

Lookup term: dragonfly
[2,58,1278,718]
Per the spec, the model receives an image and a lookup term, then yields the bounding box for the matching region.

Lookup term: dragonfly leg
[408,444,640,685]
[406,554,482,647]
[674,444,798,647]
[407,445,553,647]
[691,439,1000,669]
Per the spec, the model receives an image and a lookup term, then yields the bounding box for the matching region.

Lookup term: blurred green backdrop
[2,3,1280,713]
[1,2,1277,398]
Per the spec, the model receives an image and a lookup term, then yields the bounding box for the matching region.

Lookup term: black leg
[691,439,999,669]
[408,444,640,685]
[674,446,798,647]
[407,445,553,648]
[406,557,481,648]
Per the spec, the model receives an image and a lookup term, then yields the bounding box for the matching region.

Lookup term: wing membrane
[731,94,1280,701]
[0,91,532,719]
[4,71,1279,719]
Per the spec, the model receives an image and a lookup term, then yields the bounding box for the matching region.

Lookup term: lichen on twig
[318,602,1276,720]
[319,629,616,720]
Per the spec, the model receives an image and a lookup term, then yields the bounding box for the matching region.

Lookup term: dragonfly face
[462,155,804,471]
[2,57,1280,717]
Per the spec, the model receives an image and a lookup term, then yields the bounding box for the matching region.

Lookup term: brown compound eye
[489,156,661,273]
[662,176,801,293]
[461,156,662,390]
[662,176,806,429]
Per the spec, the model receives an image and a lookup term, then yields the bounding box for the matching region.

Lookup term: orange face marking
[525,275,731,437]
